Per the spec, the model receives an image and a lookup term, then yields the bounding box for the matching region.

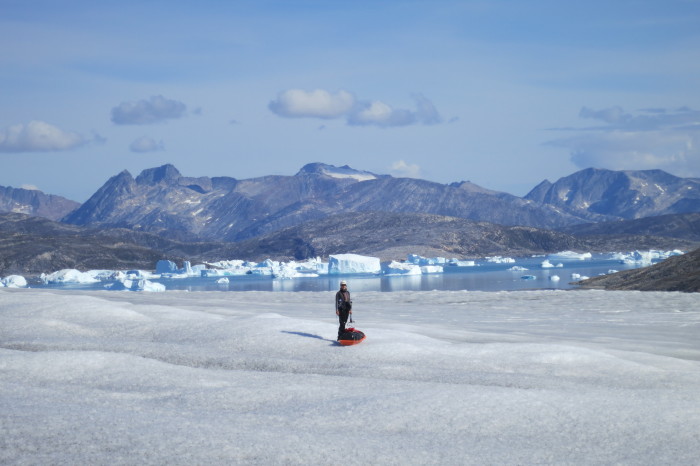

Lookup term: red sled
[338,328,366,346]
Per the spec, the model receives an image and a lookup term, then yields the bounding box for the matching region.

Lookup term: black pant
[338,308,350,337]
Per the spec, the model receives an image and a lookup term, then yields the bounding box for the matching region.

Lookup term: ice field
[1,288,699,464]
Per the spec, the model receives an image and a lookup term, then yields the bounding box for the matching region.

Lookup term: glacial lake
[30,253,658,292]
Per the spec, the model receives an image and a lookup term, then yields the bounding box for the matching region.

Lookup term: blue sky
[1,0,699,202]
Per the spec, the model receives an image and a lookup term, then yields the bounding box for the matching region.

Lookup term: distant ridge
[559,212,700,241]
[0,185,79,221]
[526,167,700,220]
[62,163,586,241]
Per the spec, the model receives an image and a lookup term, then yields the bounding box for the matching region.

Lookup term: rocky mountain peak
[135,164,182,185]
[296,163,380,182]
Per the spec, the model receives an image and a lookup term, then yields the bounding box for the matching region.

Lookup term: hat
[340,280,347,286]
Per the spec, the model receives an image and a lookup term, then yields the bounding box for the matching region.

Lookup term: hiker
[335,280,352,339]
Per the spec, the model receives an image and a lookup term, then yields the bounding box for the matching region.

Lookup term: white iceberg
[2,275,28,288]
[106,279,166,292]
[509,266,529,272]
[41,269,100,285]
[383,261,422,276]
[613,250,683,266]
[407,254,446,266]
[328,254,381,275]
[447,259,476,267]
[420,265,443,274]
[548,251,592,261]
[486,256,515,263]
[549,275,560,282]
[541,260,554,268]
[216,277,230,284]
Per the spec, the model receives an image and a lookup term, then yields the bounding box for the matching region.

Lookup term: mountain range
[526,168,700,221]
[2,163,700,274]
[56,163,700,242]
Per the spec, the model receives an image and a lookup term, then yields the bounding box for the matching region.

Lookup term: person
[335,280,352,339]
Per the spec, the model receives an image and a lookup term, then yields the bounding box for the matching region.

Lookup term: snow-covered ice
[1,275,27,288]
[3,288,698,464]
[328,253,381,275]
[41,269,100,285]
[486,256,516,263]
[548,251,593,260]
[383,260,422,275]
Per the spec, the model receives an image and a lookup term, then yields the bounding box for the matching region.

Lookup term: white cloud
[111,95,187,125]
[129,136,164,153]
[389,160,422,178]
[412,93,442,125]
[348,100,415,127]
[0,120,87,153]
[548,107,700,176]
[270,89,442,128]
[268,89,355,119]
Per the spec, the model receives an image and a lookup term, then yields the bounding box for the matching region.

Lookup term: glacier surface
[1,288,699,464]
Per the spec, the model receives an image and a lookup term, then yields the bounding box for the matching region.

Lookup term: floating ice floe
[328,254,381,275]
[1,275,28,288]
[486,256,516,263]
[541,260,564,268]
[383,261,422,276]
[26,249,686,290]
[548,251,592,260]
[156,260,204,277]
[447,260,476,267]
[105,279,166,292]
[550,275,561,282]
[611,249,684,266]
[407,254,447,266]
[41,269,100,285]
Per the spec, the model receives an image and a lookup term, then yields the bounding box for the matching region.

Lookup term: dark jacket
[335,290,351,312]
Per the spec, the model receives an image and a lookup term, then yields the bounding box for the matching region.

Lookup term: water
[30,253,652,292]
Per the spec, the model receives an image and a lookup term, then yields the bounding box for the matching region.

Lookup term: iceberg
[612,250,683,266]
[509,266,528,271]
[216,277,230,284]
[328,254,381,275]
[420,265,443,274]
[486,256,516,263]
[383,261,422,275]
[447,259,476,267]
[541,260,554,268]
[106,279,166,292]
[550,275,561,282]
[41,269,100,285]
[548,251,592,261]
[2,275,27,288]
[156,260,179,274]
[407,254,447,266]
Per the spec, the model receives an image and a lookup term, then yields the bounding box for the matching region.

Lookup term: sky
[1,0,699,202]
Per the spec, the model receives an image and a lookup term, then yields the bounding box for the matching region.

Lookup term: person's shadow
[281,331,339,345]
